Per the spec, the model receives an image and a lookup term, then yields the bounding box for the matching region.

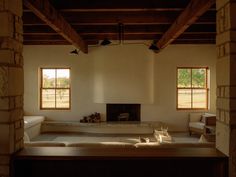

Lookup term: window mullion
[40,69,42,109]
[191,68,193,109]
[206,68,208,109]
[55,69,57,108]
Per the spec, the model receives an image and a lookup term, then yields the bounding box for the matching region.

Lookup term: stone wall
[216,0,236,176]
[0,0,23,177]
[0,0,235,176]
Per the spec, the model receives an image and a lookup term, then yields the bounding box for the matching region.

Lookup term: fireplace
[106,104,140,122]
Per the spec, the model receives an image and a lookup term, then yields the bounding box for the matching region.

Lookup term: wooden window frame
[176,67,209,110]
[40,68,71,110]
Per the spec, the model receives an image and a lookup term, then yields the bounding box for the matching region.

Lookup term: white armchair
[189,113,216,136]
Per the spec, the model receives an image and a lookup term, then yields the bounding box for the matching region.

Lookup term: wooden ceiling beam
[24,8,185,12]
[24,0,88,53]
[23,34,161,41]
[23,24,216,35]
[23,39,215,45]
[23,33,215,41]
[82,33,215,41]
[23,11,215,25]
[157,0,215,50]
[23,25,166,34]
[172,39,215,44]
[23,11,179,25]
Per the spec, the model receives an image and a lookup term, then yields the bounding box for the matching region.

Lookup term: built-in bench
[24,117,214,148]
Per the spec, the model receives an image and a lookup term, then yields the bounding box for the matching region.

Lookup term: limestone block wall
[0,0,23,177]
[216,0,236,176]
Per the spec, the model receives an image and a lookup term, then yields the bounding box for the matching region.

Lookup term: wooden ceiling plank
[23,40,99,45]
[157,0,215,50]
[24,0,88,53]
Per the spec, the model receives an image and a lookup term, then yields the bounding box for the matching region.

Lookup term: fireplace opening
[106,104,140,122]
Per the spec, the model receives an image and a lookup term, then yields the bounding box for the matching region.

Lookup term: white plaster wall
[23,45,105,121]
[23,44,216,131]
[142,45,216,131]
[93,45,154,103]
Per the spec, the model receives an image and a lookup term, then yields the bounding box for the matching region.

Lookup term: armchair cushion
[189,122,205,130]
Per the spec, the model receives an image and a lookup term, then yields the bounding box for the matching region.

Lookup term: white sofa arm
[24,116,45,129]
[24,116,45,140]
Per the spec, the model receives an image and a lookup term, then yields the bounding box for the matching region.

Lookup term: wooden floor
[13,147,228,177]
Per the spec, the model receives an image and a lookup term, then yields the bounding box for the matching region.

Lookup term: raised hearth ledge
[41,121,164,134]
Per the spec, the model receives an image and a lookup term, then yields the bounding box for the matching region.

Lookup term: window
[177,67,209,110]
[40,68,70,110]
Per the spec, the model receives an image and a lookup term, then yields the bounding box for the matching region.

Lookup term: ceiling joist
[24,0,88,53]
[157,0,215,50]
[23,11,215,25]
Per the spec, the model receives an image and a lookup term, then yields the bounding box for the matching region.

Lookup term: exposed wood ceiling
[23,0,216,53]
[24,0,88,53]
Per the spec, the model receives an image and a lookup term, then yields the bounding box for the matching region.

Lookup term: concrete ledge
[41,121,164,134]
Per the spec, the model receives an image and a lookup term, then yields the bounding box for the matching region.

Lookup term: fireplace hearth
[106,104,140,122]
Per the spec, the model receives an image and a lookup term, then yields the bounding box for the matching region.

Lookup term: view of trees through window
[177,67,208,109]
[41,68,70,109]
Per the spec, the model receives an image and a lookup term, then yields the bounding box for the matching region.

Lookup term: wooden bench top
[14,147,227,160]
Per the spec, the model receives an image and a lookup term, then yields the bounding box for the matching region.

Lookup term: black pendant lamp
[70,49,79,55]
[100,38,111,46]
[149,44,159,51]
